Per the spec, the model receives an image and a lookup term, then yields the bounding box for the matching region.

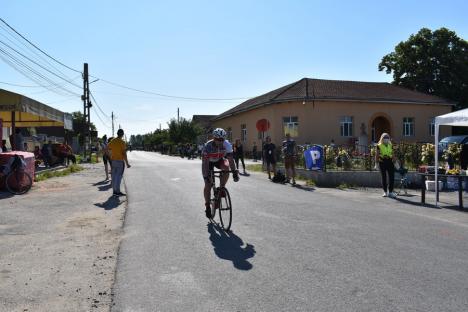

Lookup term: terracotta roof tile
[215,78,455,120]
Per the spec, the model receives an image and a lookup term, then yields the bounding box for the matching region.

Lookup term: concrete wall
[212,100,452,151]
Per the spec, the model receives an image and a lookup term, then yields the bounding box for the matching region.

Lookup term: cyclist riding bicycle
[202,128,239,218]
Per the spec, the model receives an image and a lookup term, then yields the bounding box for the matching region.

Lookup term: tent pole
[435,123,439,207]
[11,111,16,150]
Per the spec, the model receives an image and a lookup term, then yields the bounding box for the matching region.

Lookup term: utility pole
[111,111,115,137]
[177,107,180,123]
[82,63,89,160]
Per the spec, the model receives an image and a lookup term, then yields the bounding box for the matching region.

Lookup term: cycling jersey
[202,139,233,162]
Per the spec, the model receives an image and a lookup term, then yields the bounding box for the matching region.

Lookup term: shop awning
[0,89,73,129]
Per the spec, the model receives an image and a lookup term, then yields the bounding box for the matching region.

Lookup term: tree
[379,27,468,109]
[167,118,202,144]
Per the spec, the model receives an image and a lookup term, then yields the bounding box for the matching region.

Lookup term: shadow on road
[207,223,256,270]
[0,191,14,200]
[94,195,124,210]
[93,180,109,186]
[97,184,112,192]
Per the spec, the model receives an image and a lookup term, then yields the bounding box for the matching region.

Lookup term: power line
[89,90,111,120]
[93,77,251,101]
[0,17,82,74]
[0,24,78,82]
[0,17,253,102]
[0,47,81,97]
[92,106,112,129]
[0,39,82,90]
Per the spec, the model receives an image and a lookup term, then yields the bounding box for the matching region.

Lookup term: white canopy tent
[434,108,468,206]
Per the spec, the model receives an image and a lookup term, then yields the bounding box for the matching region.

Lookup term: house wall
[212,100,452,151]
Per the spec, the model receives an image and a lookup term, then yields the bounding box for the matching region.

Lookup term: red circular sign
[256,119,270,132]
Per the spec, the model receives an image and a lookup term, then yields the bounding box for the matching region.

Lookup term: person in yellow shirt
[375,132,396,198]
[107,129,131,196]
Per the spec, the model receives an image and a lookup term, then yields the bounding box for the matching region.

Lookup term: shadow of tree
[94,195,123,210]
[207,222,255,270]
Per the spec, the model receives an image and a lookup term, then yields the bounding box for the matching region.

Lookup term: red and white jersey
[202,139,233,162]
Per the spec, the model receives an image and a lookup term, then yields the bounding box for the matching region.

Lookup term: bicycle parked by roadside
[0,155,32,195]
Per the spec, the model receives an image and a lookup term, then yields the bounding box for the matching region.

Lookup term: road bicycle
[209,169,234,231]
[0,155,33,195]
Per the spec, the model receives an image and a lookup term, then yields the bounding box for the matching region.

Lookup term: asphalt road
[112,151,468,312]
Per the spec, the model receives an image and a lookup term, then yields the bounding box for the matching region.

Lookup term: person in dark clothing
[282,133,297,185]
[263,136,276,179]
[1,139,7,152]
[375,133,396,198]
[41,141,51,167]
[233,138,246,174]
[252,142,258,162]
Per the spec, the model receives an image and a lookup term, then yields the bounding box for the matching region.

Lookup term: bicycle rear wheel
[217,187,232,231]
[6,170,32,195]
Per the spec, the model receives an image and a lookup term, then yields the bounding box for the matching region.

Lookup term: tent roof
[435,108,468,127]
[0,89,73,129]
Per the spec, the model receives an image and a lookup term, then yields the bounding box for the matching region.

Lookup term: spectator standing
[107,129,131,196]
[1,140,7,152]
[263,136,277,180]
[41,141,51,167]
[252,142,258,162]
[14,128,25,151]
[233,138,246,174]
[375,133,396,198]
[101,135,110,180]
[282,133,298,185]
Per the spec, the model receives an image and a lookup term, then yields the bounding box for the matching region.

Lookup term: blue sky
[1,0,467,137]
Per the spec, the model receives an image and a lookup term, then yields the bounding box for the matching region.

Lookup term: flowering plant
[446,168,460,175]
[421,143,435,165]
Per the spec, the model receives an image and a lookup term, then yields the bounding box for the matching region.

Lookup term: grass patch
[35,164,84,182]
[305,179,316,187]
[336,183,358,190]
[246,164,263,172]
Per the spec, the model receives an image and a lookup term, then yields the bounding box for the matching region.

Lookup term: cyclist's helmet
[212,128,227,140]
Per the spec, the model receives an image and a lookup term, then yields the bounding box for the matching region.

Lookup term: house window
[283,116,299,137]
[403,117,415,136]
[241,124,247,142]
[227,127,232,142]
[340,116,353,137]
[429,118,435,136]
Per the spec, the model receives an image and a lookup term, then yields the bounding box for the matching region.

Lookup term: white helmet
[212,128,227,139]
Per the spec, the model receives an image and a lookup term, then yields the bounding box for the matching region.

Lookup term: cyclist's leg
[218,159,230,187]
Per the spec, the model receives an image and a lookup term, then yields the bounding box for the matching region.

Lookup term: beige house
[211,78,454,150]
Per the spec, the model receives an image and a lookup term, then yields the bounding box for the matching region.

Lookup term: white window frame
[241,124,247,142]
[340,116,353,137]
[403,117,415,137]
[283,116,299,137]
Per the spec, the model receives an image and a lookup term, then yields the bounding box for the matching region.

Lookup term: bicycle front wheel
[6,170,32,195]
[217,187,232,231]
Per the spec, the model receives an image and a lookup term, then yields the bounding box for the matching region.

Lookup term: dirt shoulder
[0,164,126,312]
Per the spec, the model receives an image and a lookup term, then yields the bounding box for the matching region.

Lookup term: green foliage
[129,118,202,151]
[379,27,468,108]
[246,164,263,172]
[421,143,435,165]
[35,164,84,181]
[443,144,461,164]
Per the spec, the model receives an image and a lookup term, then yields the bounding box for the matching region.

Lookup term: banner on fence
[304,145,324,170]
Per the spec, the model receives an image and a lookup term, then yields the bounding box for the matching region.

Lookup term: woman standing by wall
[375,133,396,198]
[233,138,246,174]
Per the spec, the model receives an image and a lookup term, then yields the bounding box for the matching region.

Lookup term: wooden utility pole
[177,107,180,123]
[82,63,89,160]
[111,111,115,137]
